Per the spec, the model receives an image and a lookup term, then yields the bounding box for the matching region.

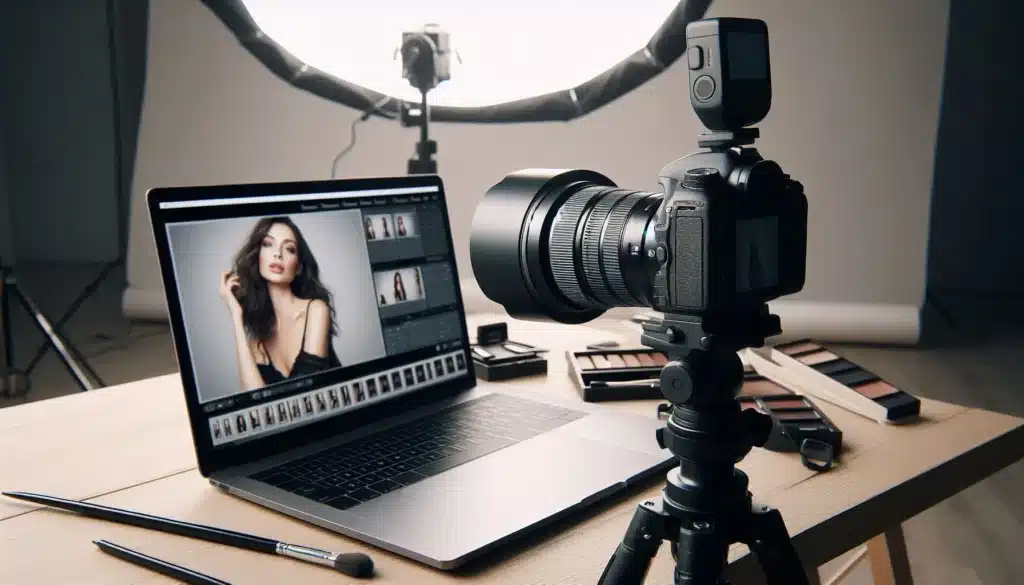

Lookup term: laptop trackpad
[347,433,664,566]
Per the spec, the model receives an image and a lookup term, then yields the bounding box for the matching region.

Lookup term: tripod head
[641,307,777,445]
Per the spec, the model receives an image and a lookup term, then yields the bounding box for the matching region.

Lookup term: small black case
[471,322,548,381]
[473,356,548,381]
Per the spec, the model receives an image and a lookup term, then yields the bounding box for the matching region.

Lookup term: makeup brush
[3,491,374,578]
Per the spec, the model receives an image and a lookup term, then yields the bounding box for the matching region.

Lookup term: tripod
[597,308,809,585]
[1,258,102,396]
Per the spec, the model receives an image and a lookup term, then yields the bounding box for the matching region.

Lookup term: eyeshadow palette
[741,361,798,398]
[745,340,921,424]
[566,348,668,402]
[738,393,842,471]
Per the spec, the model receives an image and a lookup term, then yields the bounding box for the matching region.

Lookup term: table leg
[805,562,823,585]
[867,525,914,585]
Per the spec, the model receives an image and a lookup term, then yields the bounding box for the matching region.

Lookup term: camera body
[648,148,807,317]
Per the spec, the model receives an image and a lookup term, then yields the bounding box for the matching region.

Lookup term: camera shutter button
[693,75,716,102]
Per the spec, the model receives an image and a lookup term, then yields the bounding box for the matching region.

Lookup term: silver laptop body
[147,174,674,569]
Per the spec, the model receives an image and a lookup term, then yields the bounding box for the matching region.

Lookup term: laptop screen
[154,180,471,450]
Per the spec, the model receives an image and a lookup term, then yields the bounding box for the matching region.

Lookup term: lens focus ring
[582,190,631,306]
[548,188,595,306]
[600,193,648,304]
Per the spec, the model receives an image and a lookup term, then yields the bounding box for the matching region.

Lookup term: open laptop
[147,174,675,569]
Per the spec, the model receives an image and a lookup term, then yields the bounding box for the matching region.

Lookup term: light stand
[1,257,103,397]
[404,89,437,175]
[398,24,452,175]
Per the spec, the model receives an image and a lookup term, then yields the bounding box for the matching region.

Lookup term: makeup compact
[746,340,921,424]
[470,322,548,381]
[566,348,668,401]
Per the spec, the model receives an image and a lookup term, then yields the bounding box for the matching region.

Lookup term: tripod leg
[44,333,106,388]
[597,500,674,585]
[742,504,811,585]
[10,285,97,392]
[673,519,731,585]
[25,258,120,383]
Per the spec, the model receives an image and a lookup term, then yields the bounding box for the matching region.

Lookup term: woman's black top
[256,301,340,385]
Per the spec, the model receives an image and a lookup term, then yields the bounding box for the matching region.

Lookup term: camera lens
[470,169,662,324]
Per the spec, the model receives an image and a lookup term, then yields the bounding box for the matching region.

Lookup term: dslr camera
[470,18,807,345]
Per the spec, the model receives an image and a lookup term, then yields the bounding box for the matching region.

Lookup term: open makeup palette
[745,339,921,424]
[566,348,667,402]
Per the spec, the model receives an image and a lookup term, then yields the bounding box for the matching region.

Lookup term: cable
[329,116,363,179]
[330,97,395,179]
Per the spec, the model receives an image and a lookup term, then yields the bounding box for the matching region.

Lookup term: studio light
[200,0,713,123]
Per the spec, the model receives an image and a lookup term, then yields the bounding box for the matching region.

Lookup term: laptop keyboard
[248,393,586,510]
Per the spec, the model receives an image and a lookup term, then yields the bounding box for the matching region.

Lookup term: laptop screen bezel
[147,174,476,477]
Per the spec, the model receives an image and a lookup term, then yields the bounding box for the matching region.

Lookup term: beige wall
[126,0,949,333]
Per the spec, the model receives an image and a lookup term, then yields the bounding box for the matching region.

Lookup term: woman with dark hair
[393,272,407,302]
[380,216,391,238]
[396,215,407,237]
[365,217,376,240]
[414,268,423,298]
[219,216,341,392]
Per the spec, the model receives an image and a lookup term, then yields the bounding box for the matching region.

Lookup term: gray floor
[2,263,1022,584]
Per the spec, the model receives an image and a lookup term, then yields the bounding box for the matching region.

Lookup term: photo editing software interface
[159,184,470,448]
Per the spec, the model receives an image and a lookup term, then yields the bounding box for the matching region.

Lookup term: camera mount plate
[697,128,760,149]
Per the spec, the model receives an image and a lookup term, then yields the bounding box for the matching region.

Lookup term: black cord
[330,116,364,179]
[330,97,395,179]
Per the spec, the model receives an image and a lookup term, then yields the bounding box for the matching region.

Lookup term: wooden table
[2,314,1023,585]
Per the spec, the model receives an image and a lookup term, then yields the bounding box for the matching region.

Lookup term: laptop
[147,174,675,569]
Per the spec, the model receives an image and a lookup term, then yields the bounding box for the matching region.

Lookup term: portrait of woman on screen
[218,217,342,391]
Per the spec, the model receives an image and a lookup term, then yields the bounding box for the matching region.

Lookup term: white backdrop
[125,0,951,344]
